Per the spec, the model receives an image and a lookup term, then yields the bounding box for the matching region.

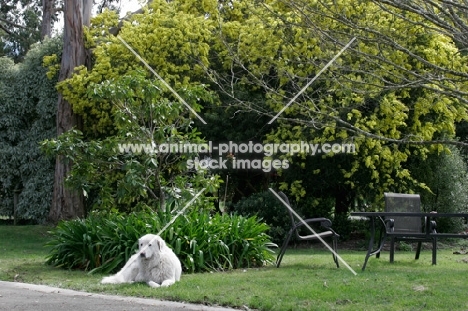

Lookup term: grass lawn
[1,225,468,310]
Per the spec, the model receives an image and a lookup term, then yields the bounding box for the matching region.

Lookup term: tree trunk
[41,0,54,39]
[49,0,92,224]
[334,187,352,216]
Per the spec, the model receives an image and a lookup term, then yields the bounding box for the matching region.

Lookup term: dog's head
[138,234,165,260]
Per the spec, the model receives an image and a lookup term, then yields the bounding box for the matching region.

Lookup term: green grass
[1,225,468,310]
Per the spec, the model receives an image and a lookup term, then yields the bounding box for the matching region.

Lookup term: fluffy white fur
[101,234,182,288]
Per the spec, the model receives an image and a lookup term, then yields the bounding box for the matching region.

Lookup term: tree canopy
[0,37,62,222]
[44,0,468,214]
[204,0,468,212]
[3,0,468,223]
[0,0,42,61]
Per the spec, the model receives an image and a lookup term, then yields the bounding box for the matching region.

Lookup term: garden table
[350,212,468,271]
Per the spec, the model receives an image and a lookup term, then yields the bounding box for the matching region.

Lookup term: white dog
[101,234,182,288]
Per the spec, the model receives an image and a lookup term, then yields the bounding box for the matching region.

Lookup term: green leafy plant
[0,37,62,223]
[412,145,468,233]
[41,71,221,214]
[45,207,276,274]
[233,190,291,244]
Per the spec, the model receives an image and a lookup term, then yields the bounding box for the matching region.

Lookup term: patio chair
[276,192,340,268]
[379,193,437,264]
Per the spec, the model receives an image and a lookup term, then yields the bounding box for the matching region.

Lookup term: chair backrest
[384,192,422,233]
[278,191,296,228]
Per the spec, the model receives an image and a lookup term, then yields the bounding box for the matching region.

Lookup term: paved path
[0,281,240,311]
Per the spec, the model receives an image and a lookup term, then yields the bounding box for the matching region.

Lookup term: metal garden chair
[276,192,340,268]
[378,193,437,264]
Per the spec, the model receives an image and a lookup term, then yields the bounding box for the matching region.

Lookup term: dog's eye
[149,244,152,246]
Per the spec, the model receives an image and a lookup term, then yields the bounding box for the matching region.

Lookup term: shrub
[0,37,61,223]
[45,209,275,274]
[233,191,291,244]
[412,145,468,233]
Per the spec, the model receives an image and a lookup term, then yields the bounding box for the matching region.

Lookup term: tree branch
[0,17,28,30]
[109,0,153,36]
[0,22,14,35]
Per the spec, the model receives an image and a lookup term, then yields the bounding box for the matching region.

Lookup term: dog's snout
[140,252,145,258]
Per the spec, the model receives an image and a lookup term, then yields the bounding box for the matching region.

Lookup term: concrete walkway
[0,281,240,311]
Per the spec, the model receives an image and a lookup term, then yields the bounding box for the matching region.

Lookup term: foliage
[41,71,221,213]
[207,0,468,214]
[411,145,468,233]
[41,4,223,216]
[0,0,42,61]
[59,3,216,136]
[197,98,277,203]
[50,0,468,220]
[0,37,62,223]
[75,0,468,219]
[45,209,276,274]
[234,190,292,244]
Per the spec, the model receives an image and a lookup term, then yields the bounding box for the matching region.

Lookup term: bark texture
[49,0,92,223]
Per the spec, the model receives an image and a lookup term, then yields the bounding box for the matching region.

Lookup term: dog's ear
[156,236,165,251]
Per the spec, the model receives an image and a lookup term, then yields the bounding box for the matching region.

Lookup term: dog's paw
[101,275,128,284]
[147,281,161,288]
[160,279,176,287]
[101,276,115,284]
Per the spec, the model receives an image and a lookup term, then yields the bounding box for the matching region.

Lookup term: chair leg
[332,236,339,268]
[276,231,293,268]
[415,242,422,260]
[390,237,395,263]
[376,225,385,259]
[432,237,437,265]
